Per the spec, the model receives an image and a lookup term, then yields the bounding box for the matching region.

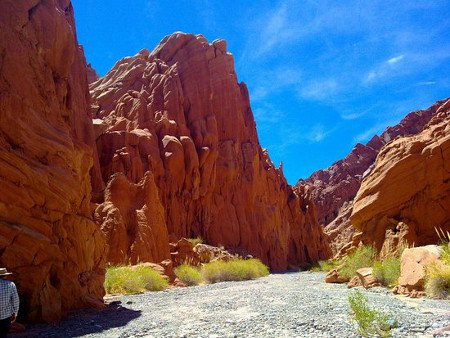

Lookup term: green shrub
[105,265,169,294]
[340,245,376,279]
[440,243,450,265]
[348,290,393,337]
[186,237,203,246]
[202,259,269,283]
[425,263,450,299]
[174,264,203,286]
[309,259,342,272]
[373,257,401,287]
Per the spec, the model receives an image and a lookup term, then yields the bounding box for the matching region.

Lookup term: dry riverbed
[13,272,450,337]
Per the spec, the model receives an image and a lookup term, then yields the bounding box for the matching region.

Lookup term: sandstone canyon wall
[297,100,446,255]
[350,99,450,256]
[90,33,331,271]
[0,0,106,322]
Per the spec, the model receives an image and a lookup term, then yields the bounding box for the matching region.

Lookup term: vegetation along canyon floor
[12,272,450,338]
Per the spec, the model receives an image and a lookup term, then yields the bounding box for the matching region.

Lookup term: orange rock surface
[91,33,330,271]
[0,0,106,322]
[351,100,450,254]
[298,100,446,256]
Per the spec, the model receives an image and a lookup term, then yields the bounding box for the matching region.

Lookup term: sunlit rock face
[350,99,450,256]
[91,32,331,271]
[297,99,446,256]
[0,0,106,323]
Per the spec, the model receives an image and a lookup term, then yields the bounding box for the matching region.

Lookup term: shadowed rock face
[0,0,106,323]
[91,32,331,271]
[297,99,446,255]
[351,100,450,255]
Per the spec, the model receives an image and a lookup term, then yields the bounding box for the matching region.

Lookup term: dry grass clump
[186,237,203,246]
[174,264,203,286]
[202,259,269,283]
[340,245,376,279]
[425,263,450,299]
[425,243,450,299]
[309,259,342,272]
[372,257,401,287]
[440,243,450,265]
[105,265,169,294]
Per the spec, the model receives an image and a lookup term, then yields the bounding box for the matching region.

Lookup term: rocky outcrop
[297,100,446,255]
[91,32,330,271]
[0,0,106,323]
[87,64,99,84]
[350,100,450,255]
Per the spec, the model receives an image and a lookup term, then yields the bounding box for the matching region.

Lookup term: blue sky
[72,0,450,184]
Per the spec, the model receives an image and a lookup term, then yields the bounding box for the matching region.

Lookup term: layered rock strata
[0,0,106,322]
[91,33,330,271]
[297,100,446,255]
[350,100,450,254]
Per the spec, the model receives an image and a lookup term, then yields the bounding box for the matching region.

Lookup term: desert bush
[310,259,342,272]
[425,263,450,299]
[202,259,269,283]
[105,265,169,294]
[348,290,393,337]
[440,243,450,265]
[174,264,203,286]
[373,257,401,287]
[340,245,375,279]
[186,237,203,246]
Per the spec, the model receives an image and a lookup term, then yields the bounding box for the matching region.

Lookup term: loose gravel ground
[13,272,450,337]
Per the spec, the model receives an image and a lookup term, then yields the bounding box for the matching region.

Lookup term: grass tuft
[348,290,393,337]
[340,246,376,279]
[309,259,342,272]
[440,243,450,265]
[425,262,450,299]
[174,264,203,286]
[372,257,401,287]
[202,259,269,283]
[186,237,203,246]
[105,265,169,294]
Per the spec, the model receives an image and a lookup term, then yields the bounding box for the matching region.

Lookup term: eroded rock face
[298,100,446,256]
[0,0,106,322]
[91,33,330,271]
[350,100,450,254]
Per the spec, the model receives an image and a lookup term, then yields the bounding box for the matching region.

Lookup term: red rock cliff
[91,33,330,270]
[0,0,106,322]
[351,99,450,255]
[297,100,446,255]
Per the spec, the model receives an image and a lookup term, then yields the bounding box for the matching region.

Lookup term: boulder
[325,268,349,283]
[193,244,237,263]
[170,238,200,266]
[396,245,442,294]
[347,267,380,288]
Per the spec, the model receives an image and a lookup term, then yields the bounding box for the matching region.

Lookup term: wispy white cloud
[307,124,331,143]
[387,55,405,64]
[416,81,436,86]
[353,124,386,143]
[298,79,339,101]
[340,110,367,120]
[364,54,406,84]
[249,66,302,101]
[253,103,284,124]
